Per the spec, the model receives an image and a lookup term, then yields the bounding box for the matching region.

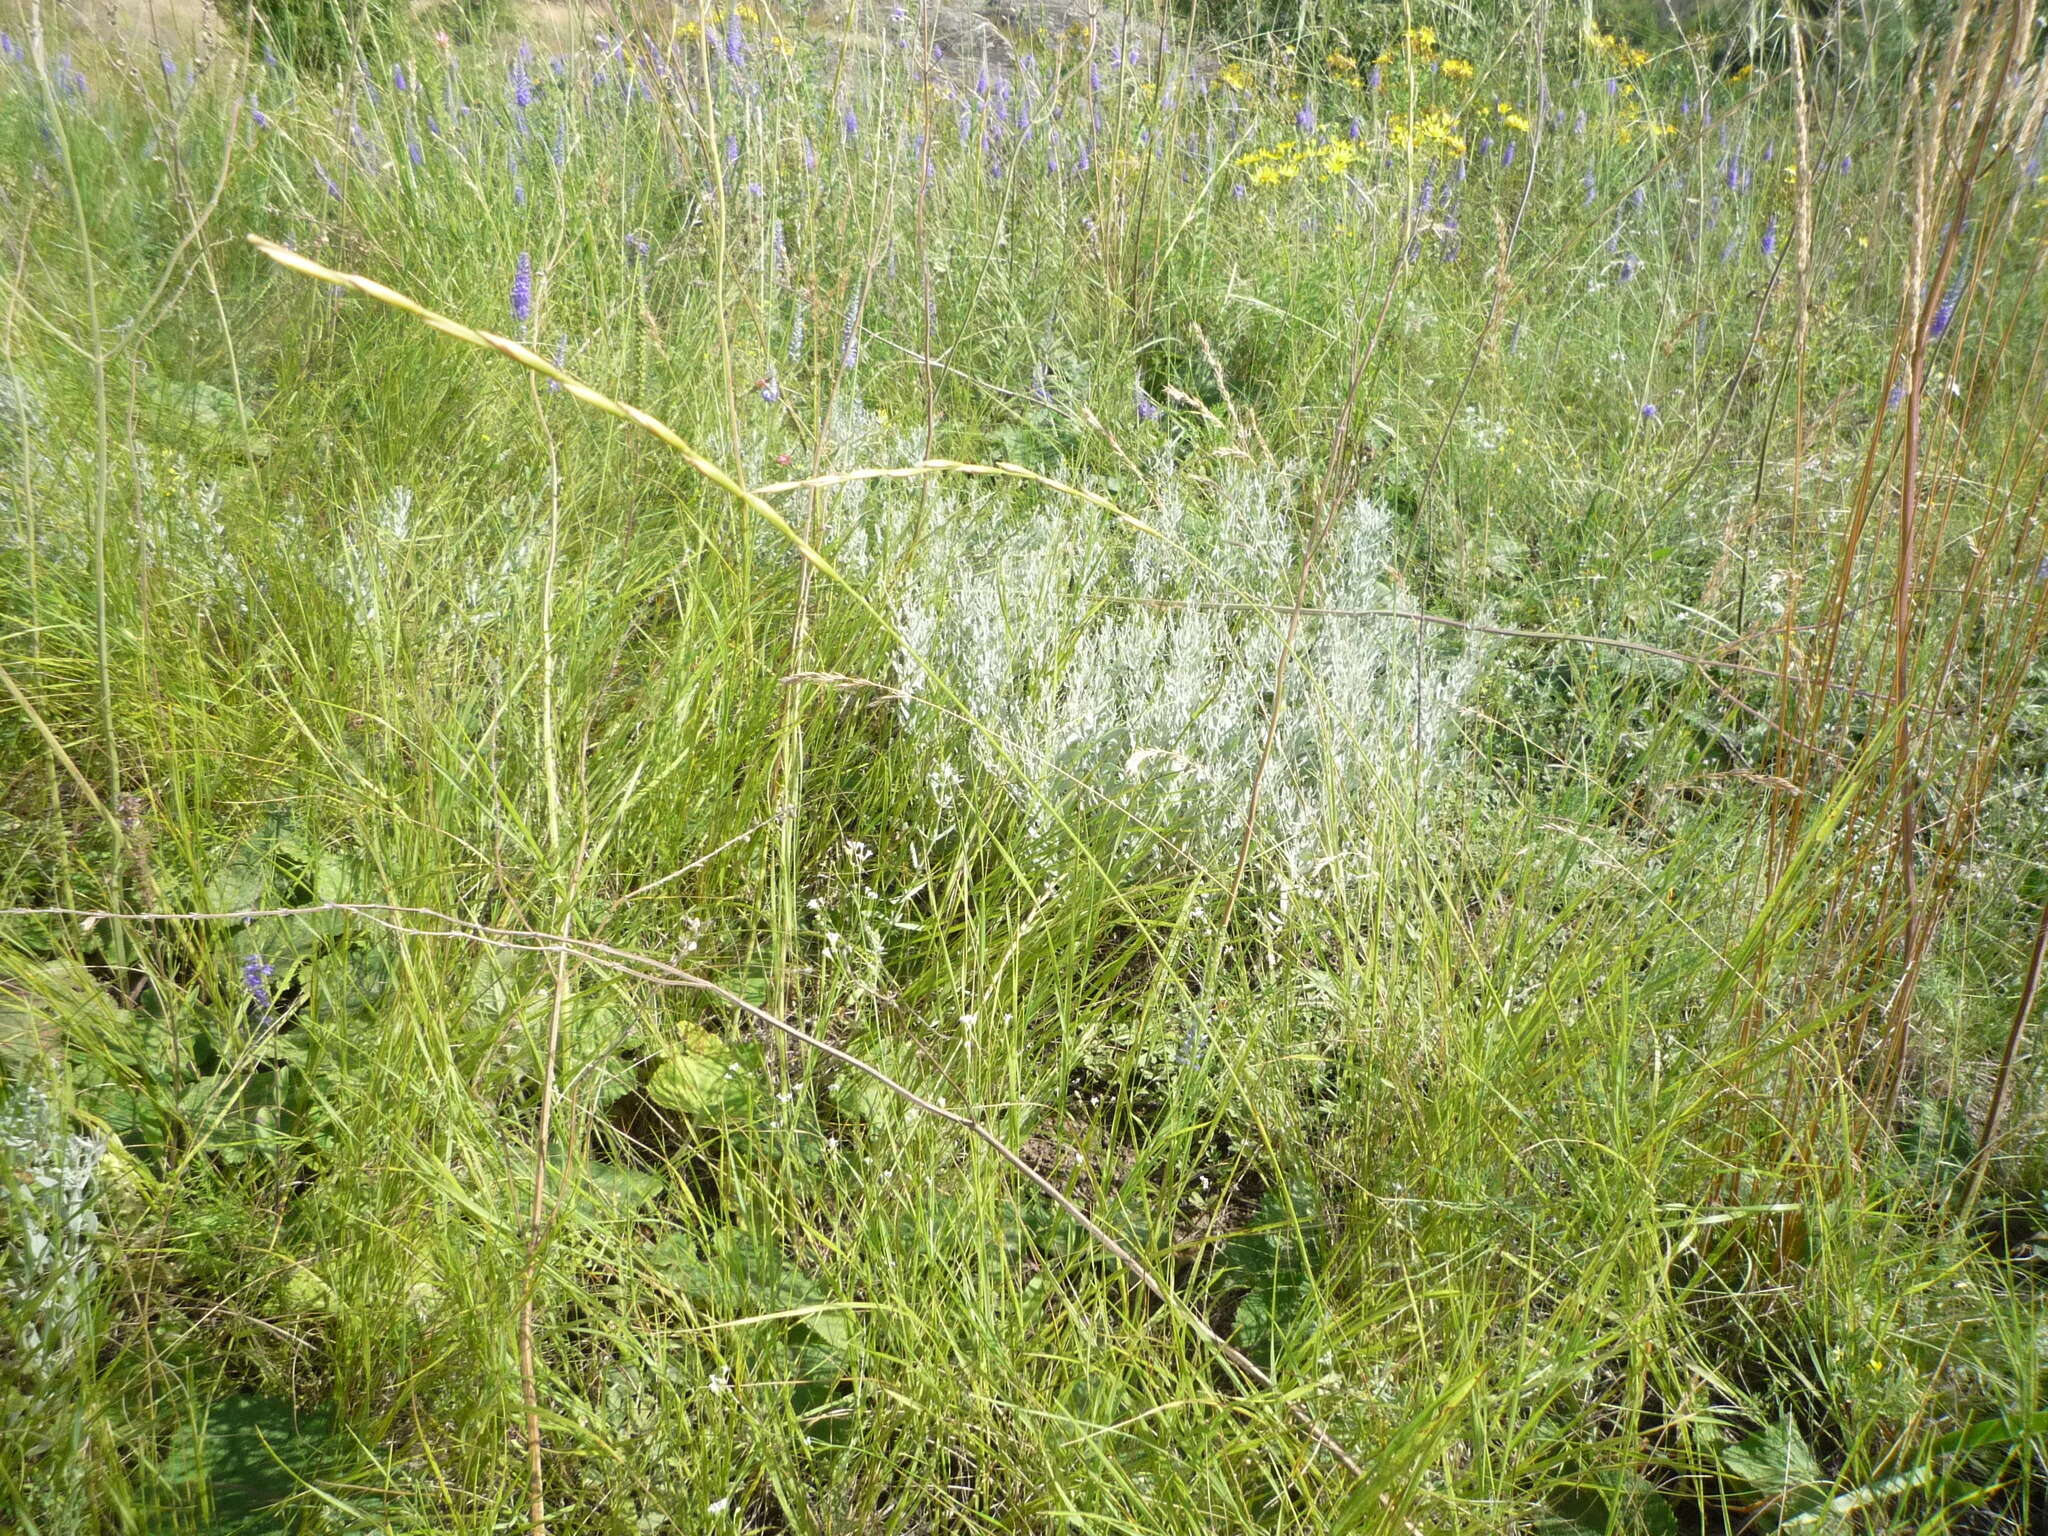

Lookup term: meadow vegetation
[1,0,2046,1530]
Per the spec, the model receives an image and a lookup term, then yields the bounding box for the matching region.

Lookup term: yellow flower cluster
[1612,106,1680,144]
[1216,61,1257,92]
[1388,105,1467,157]
[1441,58,1476,80]
[1235,136,1362,185]
[676,5,766,40]
[1373,26,1440,65]
[1492,100,1532,134]
[1584,24,1650,69]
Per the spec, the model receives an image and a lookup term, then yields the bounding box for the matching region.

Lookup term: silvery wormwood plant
[836,453,1487,884]
[0,1082,104,1377]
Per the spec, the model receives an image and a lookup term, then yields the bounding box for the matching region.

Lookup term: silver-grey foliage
[843,456,1486,879]
[1,1082,103,1377]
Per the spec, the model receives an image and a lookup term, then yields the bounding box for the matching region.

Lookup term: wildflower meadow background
[2,0,2047,1530]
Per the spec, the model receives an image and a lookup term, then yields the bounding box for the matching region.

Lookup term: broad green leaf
[179,1069,295,1165]
[160,1393,338,1534]
[1542,1471,1681,1536]
[276,1265,339,1315]
[512,1149,663,1231]
[802,1305,854,1350]
[579,1158,664,1217]
[1722,1416,1834,1530]
[644,1225,853,1355]
[471,954,645,1103]
[1722,1416,1825,1493]
[826,1036,922,1131]
[201,850,273,914]
[646,1028,761,1124]
[999,1195,1090,1264]
[302,945,392,1023]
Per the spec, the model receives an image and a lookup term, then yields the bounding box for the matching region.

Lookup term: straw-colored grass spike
[245,237,1186,572]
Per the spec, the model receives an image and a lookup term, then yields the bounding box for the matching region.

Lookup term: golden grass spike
[245,234,845,592]
[246,236,1221,593]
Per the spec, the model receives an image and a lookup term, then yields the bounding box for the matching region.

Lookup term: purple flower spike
[1639,402,1658,421]
[1928,272,1964,339]
[242,954,276,1020]
[1760,215,1778,259]
[1135,381,1161,421]
[512,251,533,325]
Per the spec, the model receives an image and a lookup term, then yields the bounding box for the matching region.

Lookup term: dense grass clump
[1,3,2046,1532]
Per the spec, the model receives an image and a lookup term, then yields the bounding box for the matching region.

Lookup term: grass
[1,1,2046,1531]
